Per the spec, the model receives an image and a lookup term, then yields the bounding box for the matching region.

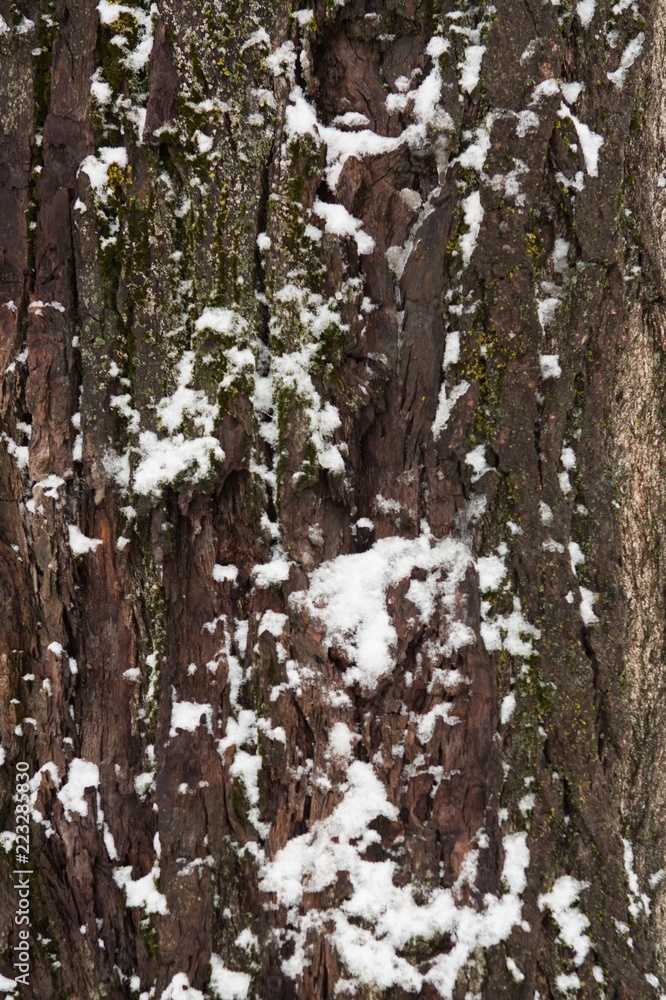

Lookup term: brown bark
[0,0,664,997]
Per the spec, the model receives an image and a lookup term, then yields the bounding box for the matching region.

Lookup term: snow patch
[68,524,103,554]
[538,876,591,966]
[209,956,250,1000]
[290,534,471,690]
[57,759,99,820]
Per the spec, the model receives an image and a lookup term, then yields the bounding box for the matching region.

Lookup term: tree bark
[0,0,664,997]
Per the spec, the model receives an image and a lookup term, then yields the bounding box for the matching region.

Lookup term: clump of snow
[453,123,492,172]
[443,331,460,368]
[477,555,506,593]
[558,105,604,177]
[259,610,288,637]
[262,799,530,998]
[579,587,599,625]
[68,524,103,555]
[155,352,218,436]
[607,33,645,88]
[113,860,168,916]
[209,956,250,1000]
[57,759,99,819]
[459,44,486,93]
[506,957,525,982]
[313,200,375,255]
[557,972,582,994]
[97,1,155,73]
[432,381,470,439]
[465,444,492,482]
[561,446,576,471]
[78,146,127,201]
[170,700,213,738]
[460,191,483,266]
[538,876,591,966]
[284,34,453,192]
[133,431,224,497]
[252,557,291,589]
[576,0,596,26]
[328,722,355,761]
[213,564,238,584]
[540,354,562,379]
[290,533,471,690]
[90,68,112,105]
[560,82,583,105]
[158,972,203,999]
[195,307,248,340]
[500,692,516,725]
[480,597,540,658]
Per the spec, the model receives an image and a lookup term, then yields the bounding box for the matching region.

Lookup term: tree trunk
[0,0,665,996]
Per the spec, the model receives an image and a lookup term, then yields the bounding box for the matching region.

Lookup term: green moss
[139,915,158,958]
[230,778,249,826]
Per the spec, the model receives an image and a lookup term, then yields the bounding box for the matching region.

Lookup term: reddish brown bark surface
[1,0,665,997]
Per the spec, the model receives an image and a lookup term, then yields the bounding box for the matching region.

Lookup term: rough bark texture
[0,0,665,997]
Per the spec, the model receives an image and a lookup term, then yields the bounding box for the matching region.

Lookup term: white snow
[506,957,525,982]
[561,446,576,470]
[313,199,375,255]
[477,555,506,592]
[460,191,483,267]
[213,564,238,584]
[454,124,491,171]
[579,587,599,625]
[538,876,591,966]
[576,0,596,26]
[607,33,645,88]
[113,862,168,916]
[540,354,562,379]
[262,764,530,996]
[170,701,213,738]
[443,331,460,368]
[78,146,127,201]
[68,524,103,554]
[259,610,288,637]
[266,40,297,80]
[252,558,291,588]
[194,130,213,154]
[537,296,562,333]
[156,352,218,435]
[290,533,471,690]
[195,307,248,339]
[568,542,585,576]
[465,444,492,482]
[57,759,99,819]
[515,110,539,137]
[500,692,516,725]
[480,598,540,659]
[209,956,250,1000]
[557,972,582,993]
[328,722,355,761]
[284,40,453,192]
[558,105,604,177]
[459,45,486,93]
[132,431,224,497]
[90,69,112,105]
[159,973,204,1000]
[432,381,470,439]
[560,82,583,105]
